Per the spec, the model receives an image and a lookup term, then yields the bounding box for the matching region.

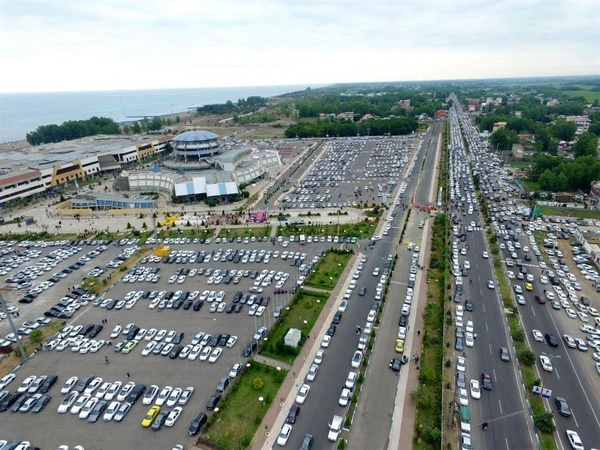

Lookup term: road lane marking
[485,323,489,332]
[555,368,560,380]
[499,399,503,414]
[572,410,579,428]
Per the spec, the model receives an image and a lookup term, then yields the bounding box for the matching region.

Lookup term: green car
[121,339,139,354]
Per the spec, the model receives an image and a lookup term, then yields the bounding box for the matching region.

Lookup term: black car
[75,375,95,393]
[535,295,546,304]
[183,300,193,310]
[545,333,559,347]
[88,400,108,423]
[332,312,342,324]
[399,315,408,327]
[151,409,169,430]
[11,394,30,412]
[234,303,243,313]
[188,412,208,436]
[358,287,366,296]
[389,358,402,372]
[286,404,301,424]
[219,334,230,347]
[193,300,204,311]
[481,372,493,390]
[455,337,464,351]
[173,332,184,345]
[555,396,572,417]
[88,324,103,338]
[209,334,221,347]
[225,303,236,314]
[40,375,58,393]
[326,325,336,337]
[299,434,314,450]
[464,299,474,312]
[0,392,22,412]
[242,341,258,357]
[31,394,51,413]
[126,384,146,404]
[206,393,221,411]
[169,345,184,359]
[127,326,140,341]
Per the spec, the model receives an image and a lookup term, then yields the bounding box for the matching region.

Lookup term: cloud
[0,0,597,92]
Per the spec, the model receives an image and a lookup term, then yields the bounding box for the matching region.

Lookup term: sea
[0,84,322,143]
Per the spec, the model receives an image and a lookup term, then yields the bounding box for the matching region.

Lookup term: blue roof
[173,130,219,143]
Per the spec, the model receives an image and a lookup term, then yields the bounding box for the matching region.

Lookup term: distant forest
[26,116,120,145]
[195,96,267,115]
[285,117,418,138]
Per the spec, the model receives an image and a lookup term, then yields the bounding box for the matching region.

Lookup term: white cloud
[0,0,597,92]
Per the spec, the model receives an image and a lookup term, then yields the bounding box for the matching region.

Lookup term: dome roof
[173,130,219,143]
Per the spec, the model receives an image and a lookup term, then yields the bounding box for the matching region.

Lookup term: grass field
[260,290,330,363]
[217,226,271,238]
[304,250,353,290]
[202,361,288,449]
[277,221,376,239]
[538,206,600,220]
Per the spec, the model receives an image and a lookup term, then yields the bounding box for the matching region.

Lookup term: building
[512,144,524,160]
[589,180,600,210]
[492,122,507,133]
[436,110,448,118]
[70,193,156,210]
[171,130,220,162]
[563,115,591,135]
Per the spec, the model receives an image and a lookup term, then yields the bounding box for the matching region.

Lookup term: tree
[30,329,43,343]
[572,132,598,158]
[489,127,519,151]
[534,411,556,433]
[551,120,577,141]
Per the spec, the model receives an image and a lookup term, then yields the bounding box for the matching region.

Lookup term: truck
[299,234,306,245]
[328,415,343,441]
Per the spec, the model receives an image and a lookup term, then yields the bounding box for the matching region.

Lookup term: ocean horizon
[0,84,323,143]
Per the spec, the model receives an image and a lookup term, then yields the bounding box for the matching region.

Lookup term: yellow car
[142,405,160,427]
[525,283,533,291]
[395,339,405,353]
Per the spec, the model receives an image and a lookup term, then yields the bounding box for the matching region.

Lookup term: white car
[79,397,99,419]
[143,385,159,405]
[84,377,103,395]
[209,347,222,363]
[0,374,16,390]
[229,363,242,378]
[351,350,363,368]
[306,364,319,382]
[61,376,78,394]
[103,401,121,421]
[179,386,194,406]
[487,280,495,289]
[117,382,135,402]
[338,300,348,312]
[226,335,238,348]
[338,388,351,406]
[465,321,474,333]
[70,394,91,415]
[314,349,325,365]
[166,387,183,407]
[155,386,173,406]
[566,430,584,450]
[469,380,481,399]
[142,341,157,356]
[532,330,544,342]
[539,355,553,372]
[95,382,111,399]
[295,384,310,404]
[321,335,332,348]
[465,333,474,348]
[17,375,37,393]
[165,406,183,427]
[57,392,78,413]
[482,251,489,259]
[199,346,212,361]
[276,423,292,446]
[345,371,357,390]
[456,356,466,372]
[458,388,469,406]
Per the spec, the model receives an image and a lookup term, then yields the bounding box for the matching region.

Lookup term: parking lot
[280,137,417,209]
[0,236,341,449]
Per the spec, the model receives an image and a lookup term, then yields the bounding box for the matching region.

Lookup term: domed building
[171,130,220,162]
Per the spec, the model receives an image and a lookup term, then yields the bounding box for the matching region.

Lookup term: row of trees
[284,117,418,138]
[122,115,180,134]
[196,96,267,116]
[26,116,120,145]
[528,154,600,192]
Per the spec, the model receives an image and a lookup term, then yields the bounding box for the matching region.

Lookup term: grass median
[201,361,288,449]
[277,221,376,239]
[217,226,271,238]
[304,249,354,291]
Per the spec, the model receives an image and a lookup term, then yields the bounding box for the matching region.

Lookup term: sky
[0,0,598,93]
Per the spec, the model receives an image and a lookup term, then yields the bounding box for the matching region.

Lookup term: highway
[449,103,535,450]
[454,100,600,449]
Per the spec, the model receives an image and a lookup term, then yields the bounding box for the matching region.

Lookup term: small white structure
[284,328,302,348]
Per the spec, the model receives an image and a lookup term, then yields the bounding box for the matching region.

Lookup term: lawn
[538,206,600,220]
[277,221,376,239]
[202,361,288,449]
[260,290,330,364]
[304,250,353,290]
[217,226,271,238]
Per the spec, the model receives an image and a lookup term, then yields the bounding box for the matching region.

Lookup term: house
[492,122,507,133]
[512,144,524,160]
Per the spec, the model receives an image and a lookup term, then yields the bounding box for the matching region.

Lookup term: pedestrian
[126,371,130,378]
[417,330,421,336]
[105,356,109,364]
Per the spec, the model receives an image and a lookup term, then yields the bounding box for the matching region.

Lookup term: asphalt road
[277,137,425,449]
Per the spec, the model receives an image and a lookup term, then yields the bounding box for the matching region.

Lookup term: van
[459,406,471,432]
[216,376,230,393]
